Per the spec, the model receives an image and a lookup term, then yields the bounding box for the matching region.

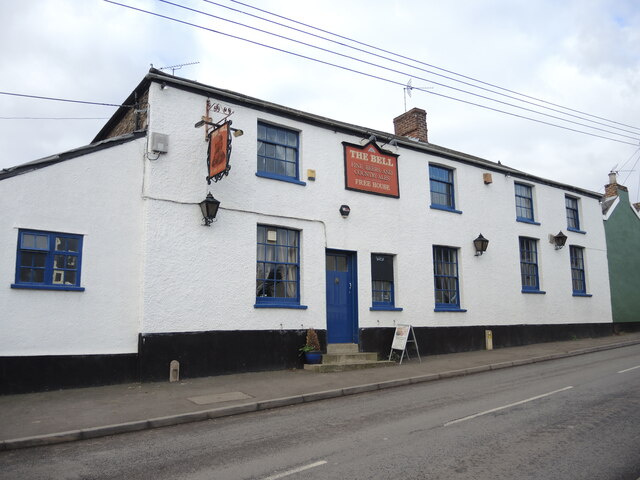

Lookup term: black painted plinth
[0,354,138,395]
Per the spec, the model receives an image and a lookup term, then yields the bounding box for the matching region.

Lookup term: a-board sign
[391,324,411,351]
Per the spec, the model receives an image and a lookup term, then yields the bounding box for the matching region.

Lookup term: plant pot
[304,351,322,364]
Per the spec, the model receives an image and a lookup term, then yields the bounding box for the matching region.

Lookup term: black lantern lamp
[473,234,489,256]
[339,205,351,218]
[199,193,220,226]
[553,231,567,250]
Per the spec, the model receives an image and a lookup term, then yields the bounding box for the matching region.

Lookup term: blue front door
[326,250,358,343]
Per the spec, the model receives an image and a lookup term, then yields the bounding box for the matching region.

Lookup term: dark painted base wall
[3,323,639,394]
[138,329,326,382]
[360,323,640,357]
[0,354,138,395]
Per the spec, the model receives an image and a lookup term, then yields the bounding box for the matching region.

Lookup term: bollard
[169,360,180,382]
[485,330,493,350]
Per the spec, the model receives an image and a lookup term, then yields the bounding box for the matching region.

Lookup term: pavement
[2,332,640,451]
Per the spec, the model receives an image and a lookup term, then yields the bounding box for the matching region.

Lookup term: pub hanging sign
[206,120,232,184]
[343,141,399,198]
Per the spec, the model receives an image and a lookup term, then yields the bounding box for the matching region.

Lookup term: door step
[304,343,395,372]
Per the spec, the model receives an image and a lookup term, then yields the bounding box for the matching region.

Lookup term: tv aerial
[155,61,200,75]
[404,78,433,111]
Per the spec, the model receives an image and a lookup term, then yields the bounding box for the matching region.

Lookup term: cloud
[1,0,638,202]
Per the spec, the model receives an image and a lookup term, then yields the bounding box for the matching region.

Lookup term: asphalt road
[1,345,640,480]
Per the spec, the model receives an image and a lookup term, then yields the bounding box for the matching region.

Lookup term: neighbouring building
[602,172,640,325]
[0,68,617,393]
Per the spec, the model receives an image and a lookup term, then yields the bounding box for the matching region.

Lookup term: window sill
[370,306,403,311]
[567,227,587,235]
[256,171,306,186]
[430,205,462,214]
[516,218,541,226]
[254,303,308,309]
[572,292,593,297]
[11,284,85,292]
[521,289,546,294]
[434,307,467,312]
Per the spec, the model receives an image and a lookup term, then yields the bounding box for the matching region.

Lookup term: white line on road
[263,460,328,480]
[618,365,640,374]
[444,386,574,427]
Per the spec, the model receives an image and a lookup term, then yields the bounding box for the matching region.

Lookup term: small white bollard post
[169,360,180,382]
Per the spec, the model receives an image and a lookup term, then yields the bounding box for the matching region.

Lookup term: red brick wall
[393,108,428,142]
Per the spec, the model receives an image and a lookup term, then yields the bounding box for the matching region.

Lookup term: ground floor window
[433,246,460,310]
[570,245,586,294]
[371,253,395,309]
[256,225,300,305]
[12,229,84,291]
[519,237,541,292]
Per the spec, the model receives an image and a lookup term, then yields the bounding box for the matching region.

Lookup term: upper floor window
[12,229,84,291]
[570,246,588,295]
[257,122,303,185]
[371,254,401,311]
[433,246,463,311]
[256,225,301,306]
[429,165,459,212]
[515,183,537,223]
[519,237,542,293]
[565,196,584,233]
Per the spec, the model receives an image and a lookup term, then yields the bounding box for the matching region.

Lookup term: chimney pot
[604,171,628,198]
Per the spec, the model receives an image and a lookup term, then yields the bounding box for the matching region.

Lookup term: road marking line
[444,386,574,427]
[263,460,328,480]
[618,365,640,374]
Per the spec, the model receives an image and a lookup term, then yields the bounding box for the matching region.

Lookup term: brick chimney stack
[604,171,627,198]
[393,108,428,143]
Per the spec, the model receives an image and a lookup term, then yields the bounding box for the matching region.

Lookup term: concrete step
[303,360,396,373]
[322,352,379,365]
[326,343,359,355]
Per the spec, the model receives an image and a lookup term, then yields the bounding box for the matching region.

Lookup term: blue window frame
[570,246,587,294]
[519,237,541,292]
[429,165,458,212]
[370,254,402,311]
[256,225,301,306]
[565,196,583,232]
[12,229,84,291]
[433,246,462,310]
[257,122,303,184]
[515,183,536,223]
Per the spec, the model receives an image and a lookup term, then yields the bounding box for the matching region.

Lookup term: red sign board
[207,122,231,184]
[343,142,399,198]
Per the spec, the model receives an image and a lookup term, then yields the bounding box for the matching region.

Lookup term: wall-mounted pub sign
[206,121,232,184]
[343,141,399,198]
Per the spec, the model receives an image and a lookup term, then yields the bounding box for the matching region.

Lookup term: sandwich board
[388,324,421,364]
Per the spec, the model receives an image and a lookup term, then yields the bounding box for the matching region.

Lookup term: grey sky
[1,0,639,201]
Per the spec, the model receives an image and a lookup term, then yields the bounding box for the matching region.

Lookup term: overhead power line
[0,117,109,120]
[230,0,640,134]
[0,91,132,108]
[161,0,639,142]
[104,0,640,147]
[209,0,640,137]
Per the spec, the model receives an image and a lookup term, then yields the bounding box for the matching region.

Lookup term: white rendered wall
[140,83,612,334]
[0,140,146,355]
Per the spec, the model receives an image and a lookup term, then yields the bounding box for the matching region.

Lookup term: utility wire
[621,149,640,186]
[105,0,640,146]
[230,0,640,133]
[158,0,640,142]
[0,91,132,108]
[206,0,640,137]
[0,116,109,120]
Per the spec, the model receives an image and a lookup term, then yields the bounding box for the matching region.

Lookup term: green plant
[299,328,321,353]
